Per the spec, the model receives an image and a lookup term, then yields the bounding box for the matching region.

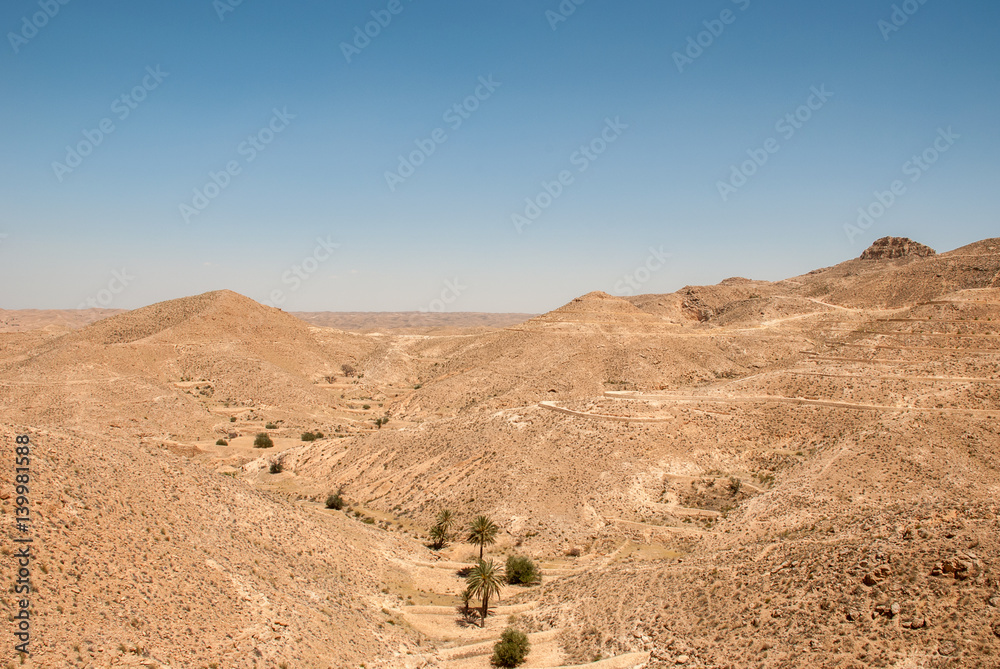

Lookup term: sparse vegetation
[429,523,448,550]
[436,509,454,534]
[215,438,227,446]
[505,555,540,585]
[325,487,346,510]
[265,422,278,430]
[491,627,530,667]
[253,433,274,449]
[728,477,742,495]
[374,414,390,429]
[429,509,454,549]
[229,416,236,422]
[341,363,357,377]
[269,461,283,474]
[301,431,324,441]
[466,558,504,628]
[468,515,499,561]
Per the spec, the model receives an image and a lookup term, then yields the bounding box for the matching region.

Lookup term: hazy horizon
[1,0,997,312]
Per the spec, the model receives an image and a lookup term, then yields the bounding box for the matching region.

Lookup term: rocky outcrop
[860,237,936,261]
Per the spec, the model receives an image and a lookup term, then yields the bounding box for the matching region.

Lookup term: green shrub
[254,433,274,449]
[229,417,236,422]
[269,461,283,474]
[491,628,530,667]
[301,432,318,442]
[265,422,277,430]
[216,439,228,446]
[362,404,371,410]
[326,489,345,510]
[505,556,540,586]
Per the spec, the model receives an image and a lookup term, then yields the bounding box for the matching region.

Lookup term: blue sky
[1,0,997,312]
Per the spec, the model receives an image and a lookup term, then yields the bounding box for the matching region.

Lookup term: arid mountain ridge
[2,236,999,668]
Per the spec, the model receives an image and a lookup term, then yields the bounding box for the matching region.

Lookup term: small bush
[216,439,228,446]
[728,477,742,495]
[362,404,371,410]
[491,628,530,667]
[301,432,318,442]
[269,461,283,474]
[505,556,540,585]
[265,422,278,430]
[254,433,274,449]
[341,363,356,377]
[229,417,236,423]
[326,488,345,510]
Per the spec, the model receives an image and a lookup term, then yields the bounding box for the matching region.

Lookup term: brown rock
[860,237,936,261]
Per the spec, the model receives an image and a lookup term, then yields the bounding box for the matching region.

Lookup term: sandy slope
[1,237,998,668]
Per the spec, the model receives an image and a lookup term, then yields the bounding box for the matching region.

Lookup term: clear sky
[1,0,997,312]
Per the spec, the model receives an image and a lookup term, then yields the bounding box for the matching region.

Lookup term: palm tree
[467,515,499,561]
[436,509,454,536]
[465,559,504,628]
[429,523,448,550]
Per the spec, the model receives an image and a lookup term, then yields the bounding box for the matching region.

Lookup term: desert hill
[631,237,1000,324]
[0,290,379,446]
[3,237,999,667]
[8,423,420,668]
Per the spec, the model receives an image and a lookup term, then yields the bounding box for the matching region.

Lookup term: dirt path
[791,371,1000,384]
[539,401,674,423]
[604,392,1000,416]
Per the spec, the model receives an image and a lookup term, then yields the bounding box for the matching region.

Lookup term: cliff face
[860,236,937,260]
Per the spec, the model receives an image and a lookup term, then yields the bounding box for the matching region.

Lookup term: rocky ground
[1,237,998,668]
